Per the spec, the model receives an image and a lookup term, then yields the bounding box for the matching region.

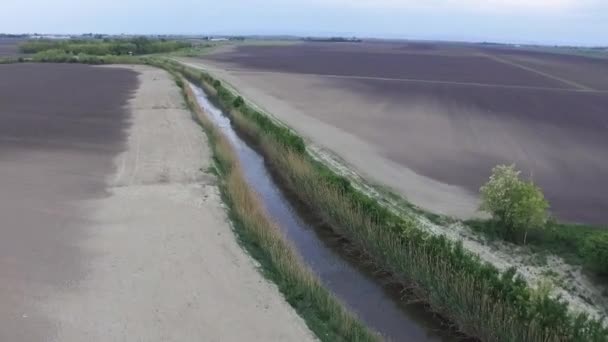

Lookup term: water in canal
[190,83,457,341]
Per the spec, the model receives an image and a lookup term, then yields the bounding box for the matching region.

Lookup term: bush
[581,232,608,275]
[233,96,244,108]
[480,164,549,243]
[174,77,184,89]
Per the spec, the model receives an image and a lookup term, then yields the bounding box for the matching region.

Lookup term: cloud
[310,0,597,13]
[448,0,584,11]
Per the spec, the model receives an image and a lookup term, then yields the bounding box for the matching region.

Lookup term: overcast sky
[1,0,606,46]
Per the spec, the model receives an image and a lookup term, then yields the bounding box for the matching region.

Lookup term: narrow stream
[190,83,456,341]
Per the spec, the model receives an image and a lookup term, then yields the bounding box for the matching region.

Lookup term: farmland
[173,58,608,340]
[0,37,25,56]
[190,42,608,225]
[0,63,314,341]
[0,63,136,340]
[3,38,607,341]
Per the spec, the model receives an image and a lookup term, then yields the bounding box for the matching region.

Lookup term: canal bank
[188,81,458,341]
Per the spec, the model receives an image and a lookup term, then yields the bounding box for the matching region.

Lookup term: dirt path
[5,64,314,341]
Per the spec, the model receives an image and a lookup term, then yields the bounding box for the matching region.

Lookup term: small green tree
[480,164,549,243]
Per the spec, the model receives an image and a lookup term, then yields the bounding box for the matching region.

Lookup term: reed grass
[180,80,380,342]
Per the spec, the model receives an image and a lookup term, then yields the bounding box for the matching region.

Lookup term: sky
[1,0,607,46]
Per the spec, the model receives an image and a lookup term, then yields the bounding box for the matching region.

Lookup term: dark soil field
[485,47,608,91]
[199,42,608,225]
[0,63,137,341]
[0,38,25,57]
[211,43,574,88]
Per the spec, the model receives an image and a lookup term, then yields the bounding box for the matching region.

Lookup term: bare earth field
[186,42,608,225]
[0,63,313,341]
[0,38,25,57]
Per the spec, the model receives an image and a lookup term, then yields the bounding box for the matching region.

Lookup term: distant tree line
[477,164,608,276]
[303,37,362,43]
[0,33,29,38]
[20,37,191,55]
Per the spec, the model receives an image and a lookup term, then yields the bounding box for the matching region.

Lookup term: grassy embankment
[167,60,608,342]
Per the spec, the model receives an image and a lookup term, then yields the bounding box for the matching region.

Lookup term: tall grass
[180,81,379,342]
[181,68,607,341]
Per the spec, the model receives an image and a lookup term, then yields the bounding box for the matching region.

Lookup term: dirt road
[0,64,314,341]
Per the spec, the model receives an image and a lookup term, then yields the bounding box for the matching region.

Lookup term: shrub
[480,164,549,244]
[581,232,608,275]
[233,96,244,108]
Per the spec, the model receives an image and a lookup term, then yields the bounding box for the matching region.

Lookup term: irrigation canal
[190,82,459,341]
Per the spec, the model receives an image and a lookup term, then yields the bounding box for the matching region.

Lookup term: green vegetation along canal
[190,82,462,341]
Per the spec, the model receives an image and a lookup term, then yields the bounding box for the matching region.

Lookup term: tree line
[20,37,190,55]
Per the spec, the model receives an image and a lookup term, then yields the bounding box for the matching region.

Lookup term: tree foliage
[480,164,549,243]
[20,37,190,55]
